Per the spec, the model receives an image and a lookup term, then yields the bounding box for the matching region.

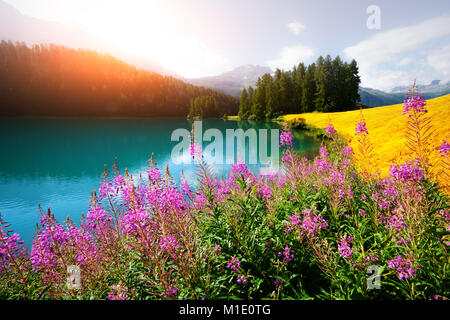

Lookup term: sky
[3,0,450,90]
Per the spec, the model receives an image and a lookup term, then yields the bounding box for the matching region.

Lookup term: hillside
[0,41,238,117]
[283,94,450,176]
[186,64,272,97]
[359,81,450,107]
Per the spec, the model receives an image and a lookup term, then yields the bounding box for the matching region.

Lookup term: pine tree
[294,63,306,113]
[302,63,316,113]
[279,71,294,113]
[264,74,278,119]
[238,88,250,119]
[346,59,361,109]
[314,56,326,112]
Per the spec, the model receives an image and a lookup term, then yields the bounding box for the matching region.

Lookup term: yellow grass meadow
[282,94,450,178]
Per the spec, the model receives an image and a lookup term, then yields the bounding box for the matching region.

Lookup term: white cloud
[343,16,450,90]
[396,57,415,67]
[286,21,306,36]
[266,44,314,71]
[428,44,450,81]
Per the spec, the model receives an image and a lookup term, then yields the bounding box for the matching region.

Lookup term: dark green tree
[302,63,317,113]
[238,88,250,119]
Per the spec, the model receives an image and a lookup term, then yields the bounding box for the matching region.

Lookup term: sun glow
[80,1,230,78]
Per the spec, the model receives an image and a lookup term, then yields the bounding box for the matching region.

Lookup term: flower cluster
[236,275,247,284]
[288,208,328,237]
[108,284,129,300]
[387,255,420,280]
[161,286,178,299]
[389,161,425,183]
[0,221,28,275]
[355,121,368,136]
[278,247,294,263]
[280,130,294,148]
[0,109,448,300]
[226,256,241,273]
[325,124,337,137]
[337,236,355,259]
[402,95,427,116]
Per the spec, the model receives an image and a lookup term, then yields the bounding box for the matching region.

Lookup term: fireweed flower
[0,224,28,275]
[343,145,353,156]
[338,236,355,259]
[328,170,344,185]
[347,185,354,199]
[288,208,328,237]
[280,131,294,148]
[313,158,330,174]
[402,94,427,116]
[148,168,162,183]
[364,254,378,264]
[31,214,100,283]
[389,162,425,183]
[227,256,241,273]
[161,286,178,299]
[358,209,367,217]
[282,154,292,163]
[319,147,329,158]
[237,275,247,284]
[387,255,420,280]
[278,247,294,263]
[160,235,180,258]
[108,284,129,300]
[180,181,193,197]
[338,187,345,200]
[385,214,406,232]
[230,163,255,183]
[325,124,337,137]
[273,278,285,291]
[439,140,450,156]
[121,208,151,238]
[256,183,273,201]
[355,121,368,136]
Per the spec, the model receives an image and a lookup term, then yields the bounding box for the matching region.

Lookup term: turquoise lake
[0,118,320,246]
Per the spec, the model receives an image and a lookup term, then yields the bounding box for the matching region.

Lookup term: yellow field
[282,94,450,176]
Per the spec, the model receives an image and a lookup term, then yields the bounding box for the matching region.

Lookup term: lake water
[0,118,320,246]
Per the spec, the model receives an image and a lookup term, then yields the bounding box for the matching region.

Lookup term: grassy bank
[281,94,450,176]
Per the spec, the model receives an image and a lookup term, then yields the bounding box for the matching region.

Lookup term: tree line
[238,55,361,120]
[0,41,239,117]
[188,95,220,119]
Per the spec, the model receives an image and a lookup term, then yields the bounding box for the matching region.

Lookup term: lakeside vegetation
[282,94,450,194]
[0,89,448,300]
[0,41,239,118]
[238,55,361,120]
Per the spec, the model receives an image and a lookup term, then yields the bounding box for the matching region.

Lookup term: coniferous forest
[238,55,361,120]
[0,41,239,117]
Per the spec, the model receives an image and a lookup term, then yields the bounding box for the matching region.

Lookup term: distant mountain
[0,0,178,77]
[186,64,273,97]
[358,88,405,107]
[359,80,450,107]
[189,62,450,108]
[390,80,450,93]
